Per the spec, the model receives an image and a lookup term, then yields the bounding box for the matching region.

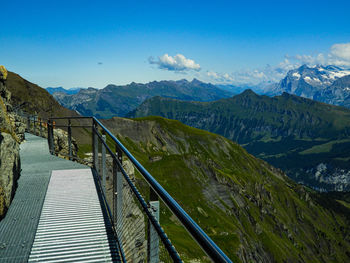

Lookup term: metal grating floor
[0,133,87,263]
[28,169,113,263]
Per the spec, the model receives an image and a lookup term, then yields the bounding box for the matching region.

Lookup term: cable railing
[24,114,233,263]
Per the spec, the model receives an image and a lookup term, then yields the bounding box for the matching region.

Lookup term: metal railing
[25,115,233,263]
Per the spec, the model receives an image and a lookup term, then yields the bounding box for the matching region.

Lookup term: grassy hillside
[100,116,350,262]
[6,71,78,119]
[128,90,350,191]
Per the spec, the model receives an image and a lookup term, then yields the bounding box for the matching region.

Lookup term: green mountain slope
[101,116,350,262]
[6,71,78,119]
[53,79,233,118]
[127,90,350,191]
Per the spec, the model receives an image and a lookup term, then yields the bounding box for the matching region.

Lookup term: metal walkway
[0,133,118,262]
[28,169,113,262]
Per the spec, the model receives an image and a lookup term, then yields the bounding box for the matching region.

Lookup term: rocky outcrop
[52,128,78,159]
[0,133,20,217]
[0,66,24,218]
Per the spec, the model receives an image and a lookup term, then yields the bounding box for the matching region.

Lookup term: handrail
[92,117,232,263]
[33,115,233,262]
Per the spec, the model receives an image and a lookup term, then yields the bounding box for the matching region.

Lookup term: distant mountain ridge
[46,87,82,95]
[128,90,350,191]
[51,79,234,118]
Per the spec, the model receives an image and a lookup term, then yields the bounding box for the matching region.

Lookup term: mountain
[100,116,350,262]
[128,90,350,191]
[5,71,79,119]
[216,84,255,94]
[265,64,350,103]
[315,75,350,107]
[46,86,82,95]
[217,82,275,95]
[51,79,234,118]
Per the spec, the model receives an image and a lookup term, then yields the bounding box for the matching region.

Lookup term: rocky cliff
[0,66,25,218]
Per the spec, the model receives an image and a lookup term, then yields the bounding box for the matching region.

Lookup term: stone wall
[0,66,24,218]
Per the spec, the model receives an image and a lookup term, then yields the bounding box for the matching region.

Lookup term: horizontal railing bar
[93,117,232,263]
[53,125,92,128]
[51,152,92,164]
[50,116,92,120]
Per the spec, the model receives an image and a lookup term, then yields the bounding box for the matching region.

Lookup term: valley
[128,90,350,191]
[97,116,350,262]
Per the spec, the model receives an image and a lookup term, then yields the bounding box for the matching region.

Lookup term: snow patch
[304,76,312,83]
[328,70,350,79]
[292,72,301,79]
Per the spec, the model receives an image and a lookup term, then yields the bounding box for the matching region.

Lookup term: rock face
[52,128,78,159]
[0,133,20,216]
[0,66,24,218]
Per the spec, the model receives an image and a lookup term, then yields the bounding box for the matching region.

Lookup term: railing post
[93,121,99,172]
[33,116,36,135]
[68,119,72,160]
[148,190,160,263]
[48,120,54,154]
[115,145,123,237]
[102,133,106,196]
[47,120,51,152]
[26,116,30,132]
[39,118,43,137]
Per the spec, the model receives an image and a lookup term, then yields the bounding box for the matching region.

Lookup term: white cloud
[330,43,350,61]
[328,43,350,66]
[205,63,295,85]
[149,53,201,72]
[153,43,350,85]
[291,43,350,67]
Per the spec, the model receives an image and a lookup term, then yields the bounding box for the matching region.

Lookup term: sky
[1,0,350,89]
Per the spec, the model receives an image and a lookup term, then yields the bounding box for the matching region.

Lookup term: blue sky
[1,0,350,88]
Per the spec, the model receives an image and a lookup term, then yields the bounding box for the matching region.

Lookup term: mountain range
[264,65,350,108]
[50,79,234,118]
[3,69,350,262]
[128,90,350,191]
[46,86,82,95]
